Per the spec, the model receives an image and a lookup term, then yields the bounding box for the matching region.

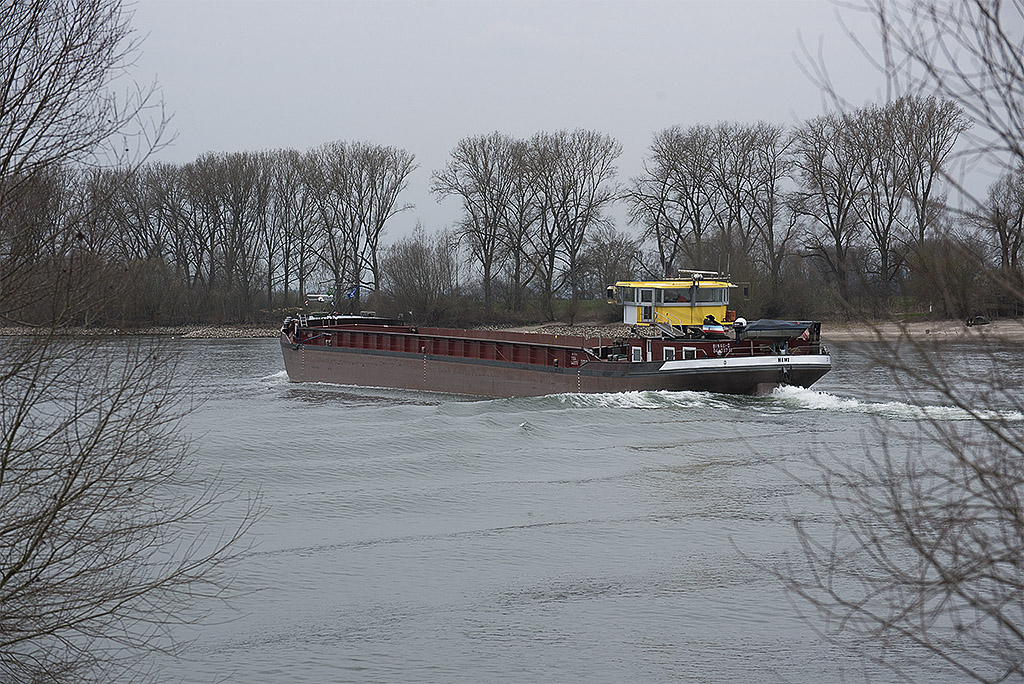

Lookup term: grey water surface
[154,337,1021,683]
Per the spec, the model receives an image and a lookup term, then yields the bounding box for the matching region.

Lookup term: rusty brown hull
[279,334,831,397]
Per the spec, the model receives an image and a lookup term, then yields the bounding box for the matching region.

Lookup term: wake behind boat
[280,271,831,397]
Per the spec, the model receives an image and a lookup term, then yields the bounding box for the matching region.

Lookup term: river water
[149,335,1022,682]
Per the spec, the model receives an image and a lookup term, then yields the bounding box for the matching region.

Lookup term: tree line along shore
[6,97,1024,331]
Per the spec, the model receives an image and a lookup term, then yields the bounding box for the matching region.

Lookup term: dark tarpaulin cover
[739,319,810,340]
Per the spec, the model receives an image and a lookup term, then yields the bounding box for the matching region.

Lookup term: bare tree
[284,151,321,306]
[304,141,415,310]
[849,0,1022,168]
[579,224,641,297]
[745,121,800,292]
[848,102,908,295]
[648,125,720,270]
[179,154,227,303]
[379,223,462,323]
[668,125,720,269]
[973,166,1024,296]
[625,149,686,277]
[497,137,541,312]
[0,0,166,320]
[525,134,564,319]
[892,96,971,249]
[710,121,758,270]
[0,337,255,682]
[531,129,621,308]
[432,132,515,312]
[791,112,864,304]
[888,95,973,309]
[219,152,263,314]
[252,151,280,309]
[302,143,355,304]
[778,3,1024,680]
[0,2,256,681]
[0,0,165,212]
[105,166,169,264]
[348,142,416,297]
[780,335,1024,682]
[268,148,313,306]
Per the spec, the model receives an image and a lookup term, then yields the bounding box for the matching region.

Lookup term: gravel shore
[1,319,1021,342]
[0,325,280,338]
[495,319,1024,343]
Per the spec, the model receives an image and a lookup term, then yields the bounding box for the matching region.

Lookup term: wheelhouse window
[617,286,635,303]
[694,287,729,304]
[661,288,690,303]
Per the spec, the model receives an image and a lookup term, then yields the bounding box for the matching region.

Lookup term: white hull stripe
[659,354,832,372]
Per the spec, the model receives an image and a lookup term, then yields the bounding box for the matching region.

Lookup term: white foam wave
[549,390,734,411]
[770,385,1024,422]
[261,370,290,382]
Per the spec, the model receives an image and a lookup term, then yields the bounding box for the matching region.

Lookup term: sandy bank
[822,319,1024,343]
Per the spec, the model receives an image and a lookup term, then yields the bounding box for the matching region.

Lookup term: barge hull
[280,334,830,398]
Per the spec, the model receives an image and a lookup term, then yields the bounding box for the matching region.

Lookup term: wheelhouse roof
[614,279,736,289]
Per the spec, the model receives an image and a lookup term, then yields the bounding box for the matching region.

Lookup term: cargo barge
[280,272,831,397]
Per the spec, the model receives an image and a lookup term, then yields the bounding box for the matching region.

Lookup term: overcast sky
[129,0,887,236]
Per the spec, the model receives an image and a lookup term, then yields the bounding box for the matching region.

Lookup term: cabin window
[631,346,643,363]
[662,288,690,303]
[640,288,655,303]
[695,287,728,304]
[682,347,697,360]
[663,347,675,361]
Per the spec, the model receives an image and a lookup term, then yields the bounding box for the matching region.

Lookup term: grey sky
[130,0,884,236]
